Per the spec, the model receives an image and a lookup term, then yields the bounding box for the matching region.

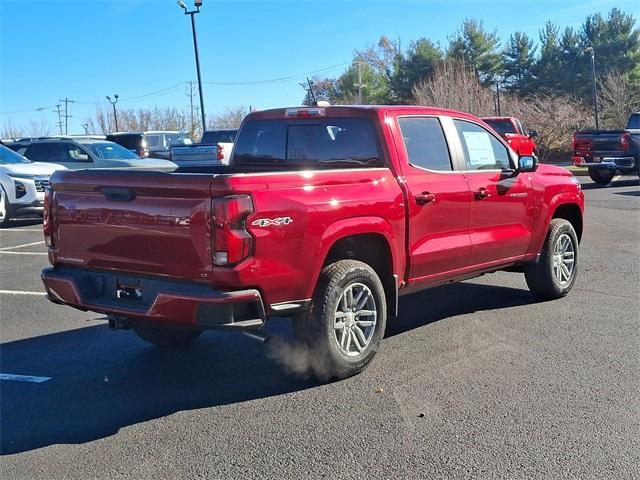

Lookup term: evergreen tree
[447,19,504,84]
[503,32,537,93]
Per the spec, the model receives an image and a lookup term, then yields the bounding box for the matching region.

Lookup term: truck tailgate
[49,170,214,282]
[574,130,625,153]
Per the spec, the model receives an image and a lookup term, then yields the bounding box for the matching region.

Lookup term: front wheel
[133,323,202,348]
[294,260,387,380]
[588,167,615,185]
[0,186,11,227]
[524,218,579,300]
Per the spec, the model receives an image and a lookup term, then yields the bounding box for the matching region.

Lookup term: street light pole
[178,0,206,133]
[106,94,119,132]
[586,47,599,129]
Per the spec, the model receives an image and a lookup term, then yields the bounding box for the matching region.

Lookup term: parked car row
[0,144,65,226]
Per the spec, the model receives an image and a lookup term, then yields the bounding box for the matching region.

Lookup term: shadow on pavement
[1,281,535,454]
[387,282,536,337]
[613,190,640,197]
[580,178,640,190]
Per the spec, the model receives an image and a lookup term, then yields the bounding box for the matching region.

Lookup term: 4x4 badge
[251,217,293,227]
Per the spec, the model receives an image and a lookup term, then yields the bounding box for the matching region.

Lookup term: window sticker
[462,131,495,166]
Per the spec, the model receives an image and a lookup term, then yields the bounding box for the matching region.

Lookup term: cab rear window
[232,118,383,168]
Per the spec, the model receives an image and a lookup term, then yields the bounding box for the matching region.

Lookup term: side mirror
[528,129,538,138]
[518,155,537,172]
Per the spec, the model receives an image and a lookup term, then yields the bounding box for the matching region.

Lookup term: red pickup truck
[481,116,537,156]
[41,106,584,379]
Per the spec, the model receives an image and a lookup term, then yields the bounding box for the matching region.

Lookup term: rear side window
[232,118,383,168]
[453,120,511,171]
[24,143,55,161]
[483,119,517,135]
[142,134,161,148]
[201,130,237,144]
[627,113,640,129]
[398,117,452,171]
[106,134,142,150]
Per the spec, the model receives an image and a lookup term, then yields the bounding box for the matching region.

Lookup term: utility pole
[187,80,196,134]
[587,47,599,129]
[59,98,74,135]
[53,104,63,135]
[106,94,119,132]
[178,0,206,131]
[357,61,363,104]
[495,79,501,116]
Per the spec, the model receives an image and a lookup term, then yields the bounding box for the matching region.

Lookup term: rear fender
[304,216,404,299]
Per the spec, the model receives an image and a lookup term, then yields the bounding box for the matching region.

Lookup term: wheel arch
[307,217,403,317]
[552,202,583,242]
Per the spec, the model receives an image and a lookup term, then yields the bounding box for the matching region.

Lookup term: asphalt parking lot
[0,176,638,479]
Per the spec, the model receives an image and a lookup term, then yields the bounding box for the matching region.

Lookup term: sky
[1,0,638,134]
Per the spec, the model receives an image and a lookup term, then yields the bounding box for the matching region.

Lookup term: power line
[118,82,186,103]
[0,106,50,115]
[203,61,351,86]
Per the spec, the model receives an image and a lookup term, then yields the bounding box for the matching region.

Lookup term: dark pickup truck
[572,112,640,184]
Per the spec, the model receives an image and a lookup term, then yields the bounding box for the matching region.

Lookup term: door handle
[474,188,490,200]
[415,192,436,205]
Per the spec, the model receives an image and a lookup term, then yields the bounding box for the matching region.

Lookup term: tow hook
[107,316,132,330]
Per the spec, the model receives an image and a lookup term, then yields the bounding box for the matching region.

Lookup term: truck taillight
[43,189,53,247]
[620,132,631,151]
[216,144,224,161]
[211,195,253,266]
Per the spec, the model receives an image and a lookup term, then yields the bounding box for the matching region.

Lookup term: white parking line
[0,240,45,251]
[0,251,48,256]
[0,289,46,296]
[0,373,51,383]
[0,229,43,233]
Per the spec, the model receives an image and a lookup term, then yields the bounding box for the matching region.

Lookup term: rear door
[395,116,473,282]
[451,119,534,266]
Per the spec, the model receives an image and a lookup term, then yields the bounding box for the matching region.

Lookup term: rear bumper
[572,155,636,169]
[41,267,266,330]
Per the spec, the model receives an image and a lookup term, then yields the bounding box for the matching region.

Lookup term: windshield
[0,144,31,164]
[627,113,640,129]
[483,119,517,135]
[232,118,382,168]
[85,142,139,160]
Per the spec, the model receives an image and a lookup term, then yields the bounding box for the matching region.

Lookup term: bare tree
[26,119,52,137]
[504,93,592,161]
[1,121,25,139]
[599,72,640,129]
[412,59,495,116]
[207,106,251,129]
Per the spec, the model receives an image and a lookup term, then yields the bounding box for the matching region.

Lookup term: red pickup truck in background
[481,116,538,156]
[41,106,584,379]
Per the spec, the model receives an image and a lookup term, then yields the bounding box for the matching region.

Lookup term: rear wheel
[133,323,202,348]
[294,260,387,380]
[588,167,615,185]
[525,219,579,299]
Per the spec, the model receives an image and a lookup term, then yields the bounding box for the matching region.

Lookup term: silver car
[12,138,176,170]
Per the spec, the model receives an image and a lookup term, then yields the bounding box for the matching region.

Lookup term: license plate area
[116,279,143,300]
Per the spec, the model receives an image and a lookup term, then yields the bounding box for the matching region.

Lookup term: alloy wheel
[333,282,377,357]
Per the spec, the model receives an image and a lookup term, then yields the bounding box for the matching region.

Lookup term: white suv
[0,145,66,227]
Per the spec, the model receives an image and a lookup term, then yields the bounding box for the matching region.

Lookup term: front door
[451,119,534,266]
[395,116,473,283]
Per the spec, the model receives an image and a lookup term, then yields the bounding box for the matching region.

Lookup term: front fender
[528,188,584,256]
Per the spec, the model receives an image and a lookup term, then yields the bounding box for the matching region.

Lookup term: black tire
[294,260,387,380]
[0,186,11,228]
[133,323,202,348]
[588,167,615,185]
[524,218,579,300]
